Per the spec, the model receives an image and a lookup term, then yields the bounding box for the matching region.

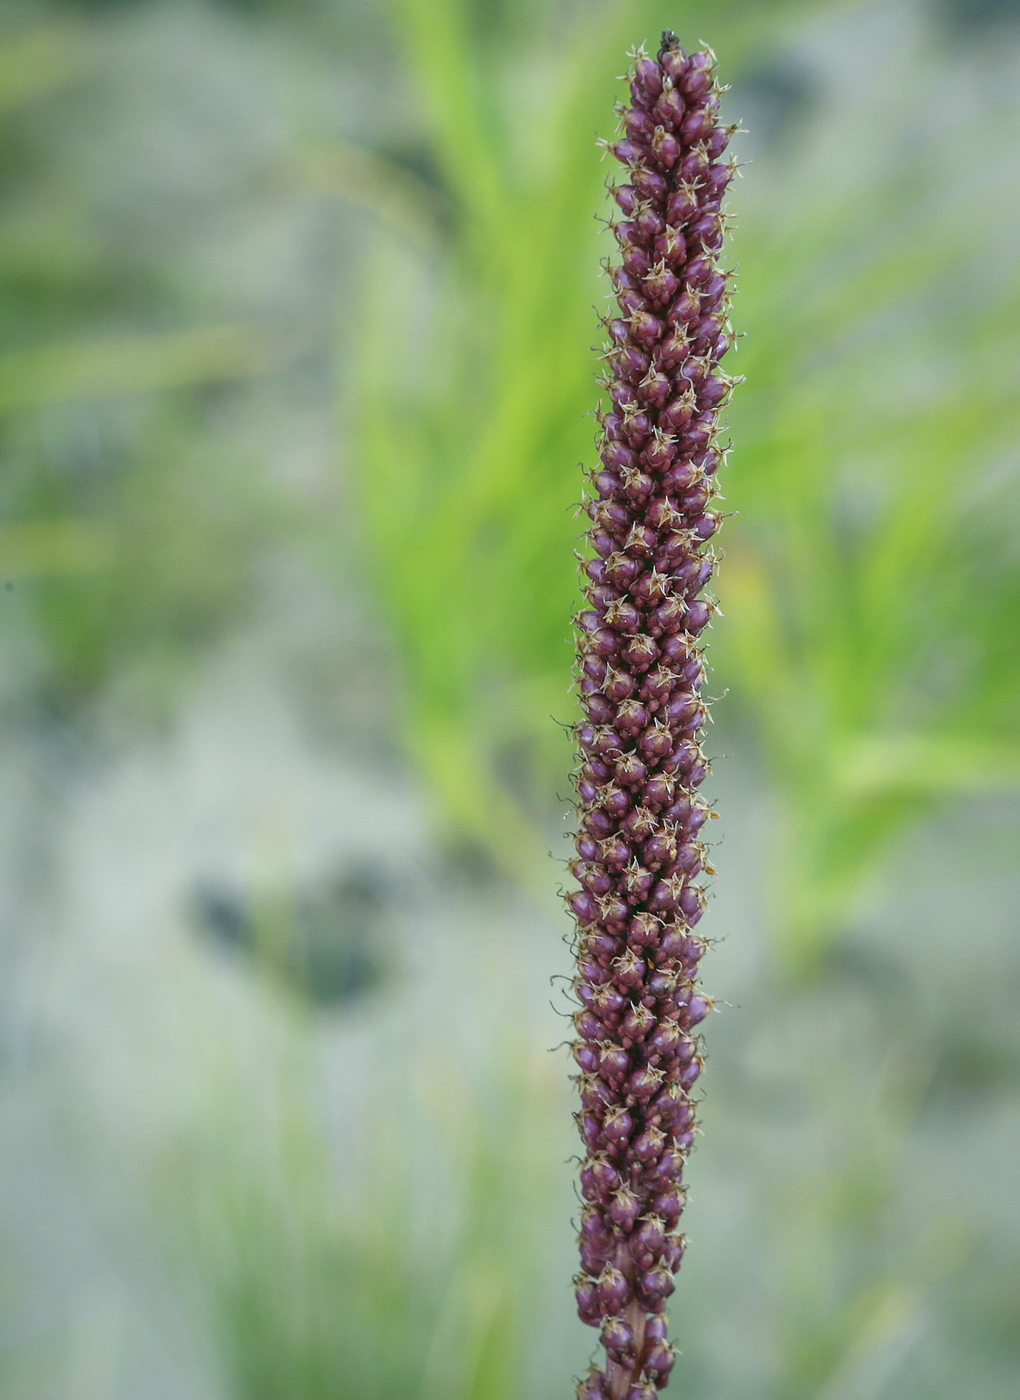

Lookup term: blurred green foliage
[352,0,1020,972]
[154,986,572,1400]
[0,15,276,716]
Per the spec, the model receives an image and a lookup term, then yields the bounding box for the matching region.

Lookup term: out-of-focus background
[1,0,1018,1396]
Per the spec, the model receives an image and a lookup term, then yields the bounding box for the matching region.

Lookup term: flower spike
[568,32,739,1400]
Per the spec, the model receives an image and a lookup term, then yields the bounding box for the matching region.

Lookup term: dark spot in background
[730,58,818,149]
[936,0,1020,29]
[927,1034,1020,1101]
[194,865,389,1006]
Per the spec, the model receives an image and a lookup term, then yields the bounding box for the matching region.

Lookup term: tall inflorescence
[566,33,738,1400]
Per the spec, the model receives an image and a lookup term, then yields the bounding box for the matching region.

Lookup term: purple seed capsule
[699,272,727,309]
[641,774,674,807]
[640,1265,676,1301]
[622,635,659,672]
[577,1371,609,1400]
[679,145,709,183]
[630,310,664,345]
[602,1106,634,1145]
[653,85,685,126]
[600,1316,633,1358]
[574,1042,601,1075]
[680,61,711,100]
[659,40,687,82]
[662,1235,686,1270]
[681,108,714,143]
[620,1001,655,1041]
[705,126,728,159]
[647,1021,681,1058]
[685,254,713,287]
[706,161,730,194]
[634,206,665,242]
[627,911,660,948]
[609,1188,642,1228]
[579,1240,607,1277]
[623,245,651,280]
[652,1187,686,1227]
[643,1341,677,1380]
[597,1265,631,1311]
[615,699,650,736]
[668,289,701,327]
[567,889,597,922]
[599,1044,630,1081]
[611,138,647,166]
[645,1314,669,1345]
[581,1113,602,1148]
[576,1278,603,1325]
[651,127,680,169]
[574,1010,603,1041]
[622,417,653,449]
[623,107,657,143]
[628,1067,662,1101]
[615,753,648,788]
[613,949,646,990]
[605,670,635,703]
[632,54,663,100]
[632,165,667,201]
[633,1127,666,1163]
[591,1155,622,1193]
[679,1058,702,1090]
[613,184,638,215]
[686,994,711,1025]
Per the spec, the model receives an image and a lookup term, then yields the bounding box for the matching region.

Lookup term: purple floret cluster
[567,32,738,1400]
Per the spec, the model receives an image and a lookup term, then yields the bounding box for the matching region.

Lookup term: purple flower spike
[567,31,738,1399]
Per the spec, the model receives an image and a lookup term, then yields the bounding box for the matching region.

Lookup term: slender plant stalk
[566,33,738,1400]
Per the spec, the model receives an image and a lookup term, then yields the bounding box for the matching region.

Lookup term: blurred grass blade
[0,518,115,579]
[0,325,277,412]
[0,25,88,117]
[836,735,1020,800]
